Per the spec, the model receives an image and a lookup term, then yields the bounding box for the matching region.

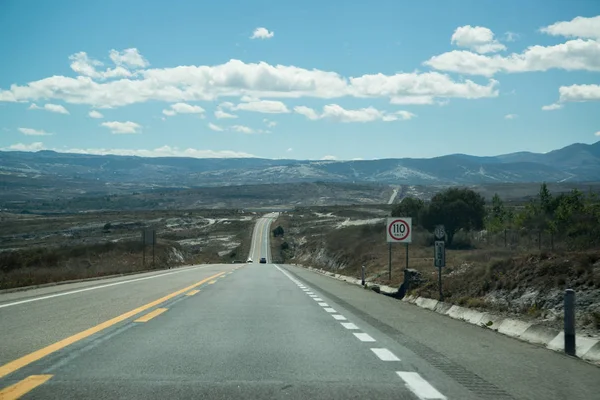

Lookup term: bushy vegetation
[392,183,600,250]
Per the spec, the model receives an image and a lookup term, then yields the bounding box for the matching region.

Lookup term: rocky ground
[0,209,255,289]
[270,206,600,335]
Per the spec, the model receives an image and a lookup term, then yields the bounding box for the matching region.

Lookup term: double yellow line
[0,270,225,397]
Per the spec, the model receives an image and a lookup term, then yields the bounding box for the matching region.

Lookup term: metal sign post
[386,218,412,281]
[388,243,392,281]
[434,240,446,301]
[141,229,156,268]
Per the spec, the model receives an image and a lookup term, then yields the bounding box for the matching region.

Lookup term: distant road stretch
[388,187,400,204]
[0,212,599,399]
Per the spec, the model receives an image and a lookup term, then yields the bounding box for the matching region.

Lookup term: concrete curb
[305,266,600,366]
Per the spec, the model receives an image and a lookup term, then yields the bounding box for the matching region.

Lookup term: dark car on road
[259,257,267,264]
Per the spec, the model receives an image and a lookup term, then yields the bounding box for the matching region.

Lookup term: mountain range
[1,141,599,200]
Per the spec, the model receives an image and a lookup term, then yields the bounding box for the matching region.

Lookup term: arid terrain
[0,209,255,289]
[270,204,600,334]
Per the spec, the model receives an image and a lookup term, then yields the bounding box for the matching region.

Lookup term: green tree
[391,197,425,226]
[421,188,486,246]
[272,226,284,237]
[516,183,558,232]
[486,193,506,232]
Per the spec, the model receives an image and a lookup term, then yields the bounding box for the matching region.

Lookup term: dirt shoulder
[271,207,600,335]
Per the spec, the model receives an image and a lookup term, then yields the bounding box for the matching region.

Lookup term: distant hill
[1,141,599,200]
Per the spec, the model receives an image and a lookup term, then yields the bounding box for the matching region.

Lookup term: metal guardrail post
[564,289,576,356]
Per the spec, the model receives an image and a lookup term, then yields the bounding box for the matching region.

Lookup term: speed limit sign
[386,218,412,243]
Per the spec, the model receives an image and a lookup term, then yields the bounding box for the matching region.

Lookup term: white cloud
[559,84,600,102]
[162,102,205,116]
[349,71,498,100]
[321,155,337,160]
[109,48,149,68]
[394,110,416,120]
[28,103,69,114]
[250,27,274,39]
[540,15,600,40]
[101,121,142,134]
[425,39,600,76]
[0,50,499,108]
[541,103,563,111]
[293,106,320,120]
[504,114,518,119]
[228,99,290,114]
[286,147,293,152]
[208,123,224,131]
[89,110,104,118]
[214,110,238,119]
[68,51,132,80]
[504,31,519,42]
[294,104,415,123]
[18,127,52,136]
[6,142,45,151]
[595,131,600,137]
[263,118,277,127]
[1,142,255,158]
[451,25,506,54]
[231,125,255,134]
[390,96,435,105]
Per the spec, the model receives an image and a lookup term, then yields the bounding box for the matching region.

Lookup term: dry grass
[0,209,255,289]
[273,209,600,331]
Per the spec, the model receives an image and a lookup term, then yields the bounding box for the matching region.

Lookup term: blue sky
[0,0,599,160]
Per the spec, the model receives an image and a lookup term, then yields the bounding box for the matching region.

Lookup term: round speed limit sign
[387,218,412,243]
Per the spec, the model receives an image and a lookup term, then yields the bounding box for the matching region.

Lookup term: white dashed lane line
[396,372,447,400]
[274,265,447,400]
[353,333,376,342]
[371,348,400,361]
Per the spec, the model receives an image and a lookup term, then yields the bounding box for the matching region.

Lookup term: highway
[0,214,599,399]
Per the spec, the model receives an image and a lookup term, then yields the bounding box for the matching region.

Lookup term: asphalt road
[248,212,278,263]
[0,213,598,399]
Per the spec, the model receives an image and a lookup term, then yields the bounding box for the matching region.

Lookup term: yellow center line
[0,271,225,380]
[134,308,168,323]
[185,290,199,296]
[0,374,53,400]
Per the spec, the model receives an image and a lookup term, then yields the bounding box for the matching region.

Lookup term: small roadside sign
[142,229,155,245]
[434,240,445,267]
[434,225,445,240]
[386,218,412,243]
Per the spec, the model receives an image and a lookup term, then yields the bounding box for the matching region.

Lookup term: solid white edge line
[353,332,376,342]
[332,314,347,321]
[341,322,359,330]
[396,372,447,400]
[371,348,400,361]
[324,307,337,313]
[0,265,211,309]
